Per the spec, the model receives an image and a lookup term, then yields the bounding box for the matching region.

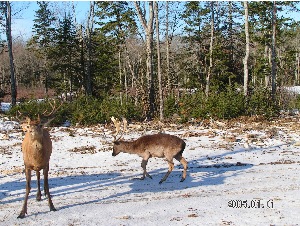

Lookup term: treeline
[1,1,300,123]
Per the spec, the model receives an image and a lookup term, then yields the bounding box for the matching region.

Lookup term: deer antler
[42,99,63,117]
[111,116,127,141]
[16,111,30,131]
[41,99,63,127]
[15,99,62,129]
[122,117,128,133]
[15,110,23,122]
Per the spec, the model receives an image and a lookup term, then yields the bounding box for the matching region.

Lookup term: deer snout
[112,149,119,156]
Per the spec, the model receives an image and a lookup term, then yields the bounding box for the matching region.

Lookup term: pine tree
[27,1,56,95]
[95,1,137,103]
[181,1,213,90]
[50,13,79,99]
[249,1,298,88]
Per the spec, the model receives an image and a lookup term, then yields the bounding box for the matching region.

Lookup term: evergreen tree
[27,1,56,95]
[91,30,119,98]
[95,1,136,40]
[181,1,213,90]
[181,1,244,92]
[249,1,299,88]
[50,13,80,98]
[95,1,137,101]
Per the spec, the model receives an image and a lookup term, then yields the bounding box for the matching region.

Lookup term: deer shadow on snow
[54,145,255,211]
[2,144,266,218]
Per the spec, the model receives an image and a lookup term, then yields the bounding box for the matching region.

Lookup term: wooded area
[1,1,300,123]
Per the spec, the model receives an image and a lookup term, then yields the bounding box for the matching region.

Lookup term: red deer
[17,101,61,218]
[111,117,188,184]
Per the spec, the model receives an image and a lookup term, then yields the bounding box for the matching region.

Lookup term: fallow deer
[17,100,61,218]
[111,117,188,184]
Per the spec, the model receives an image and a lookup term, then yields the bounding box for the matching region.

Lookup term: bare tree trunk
[154,2,163,121]
[243,1,250,96]
[205,2,214,97]
[228,1,234,77]
[86,1,94,96]
[165,1,170,93]
[296,52,299,85]
[119,50,123,105]
[264,45,270,87]
[1,67,4,90]
[134,1,155,119]
[124,65,128,102]
[79,24,85,93]
[125,48,139,105]
[4,2,17,105]
[271,1,277,101]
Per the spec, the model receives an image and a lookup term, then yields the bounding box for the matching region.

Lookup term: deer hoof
[17,213,26,219]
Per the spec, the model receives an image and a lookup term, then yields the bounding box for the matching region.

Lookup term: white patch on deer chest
[32,140,43,150]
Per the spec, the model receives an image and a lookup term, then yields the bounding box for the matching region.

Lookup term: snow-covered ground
[0,116,300,225]
[0,103,11,113]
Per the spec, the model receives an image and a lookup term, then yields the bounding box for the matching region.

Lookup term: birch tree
[134,1,155,119]
[243,1,249,96]
[271,1,277,101]
[165,1,170,92]
[154,1,163,121]
[205,1,214,97]
[86,1,94,96]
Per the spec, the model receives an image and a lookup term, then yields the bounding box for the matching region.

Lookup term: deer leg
[18,168,31,219]
[141,159,152,180]
[175,155,188,182]
[43,167,56,212]
[159,160,174,184]
[36,170,41,201]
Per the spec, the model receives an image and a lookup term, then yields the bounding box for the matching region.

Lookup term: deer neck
[120,140,137,154]
[28,132,44,152]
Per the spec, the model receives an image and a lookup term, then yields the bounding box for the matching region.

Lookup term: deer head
[18,99,63,133]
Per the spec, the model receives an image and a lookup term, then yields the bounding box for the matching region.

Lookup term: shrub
[8,99,66,125]
[175,86,245,120]
[164,95,179,118]
[6,86,282,126]
[245,88,279,118]
[8,95,142,126]
[175,85,279,121]
[65,95,142,125]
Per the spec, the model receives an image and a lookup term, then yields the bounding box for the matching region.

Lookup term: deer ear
[25,117,31,124]
[21,117,31,132]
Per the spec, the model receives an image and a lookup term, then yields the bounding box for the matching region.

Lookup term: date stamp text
[228,199,274,208]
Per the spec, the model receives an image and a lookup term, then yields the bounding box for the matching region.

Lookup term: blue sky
[4,1,91,40]
[1,1,300,41]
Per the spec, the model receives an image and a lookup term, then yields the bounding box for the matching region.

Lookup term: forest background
[1,1,300,125]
